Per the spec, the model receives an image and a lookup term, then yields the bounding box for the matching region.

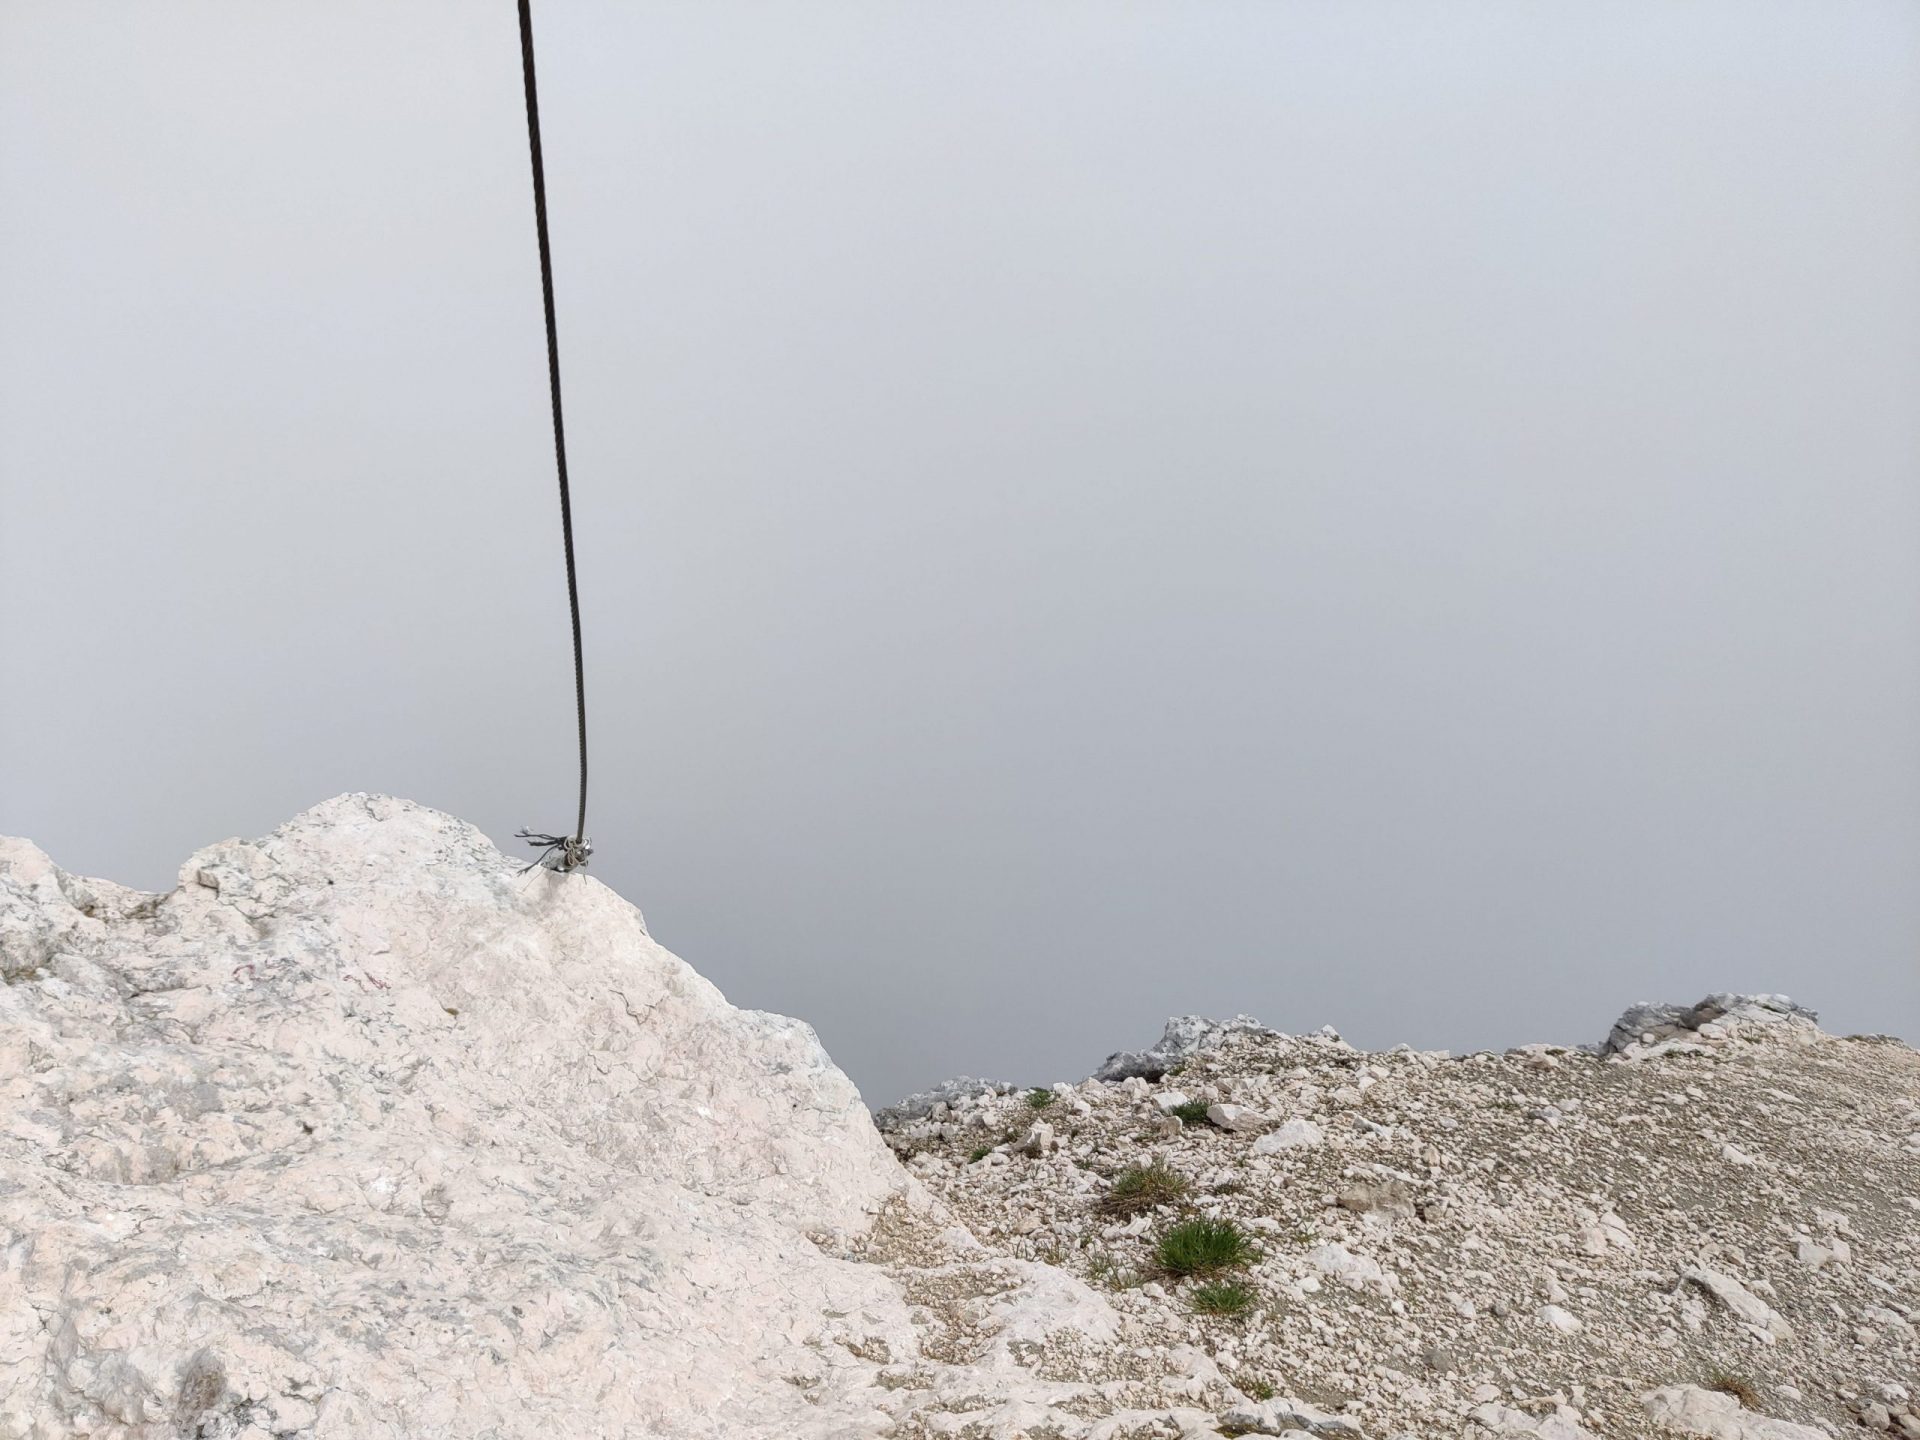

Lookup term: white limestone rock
[1306,1241,1399,1297]
[1539,1303,1584,1334]
[1252,1118,1324,1154]
[1681,1265,1796,1343]
[1206,1102,1263,1132]
[0,795,1092,1440]
[1469,1402,1602,1439]
[1641,1384,1828,1439]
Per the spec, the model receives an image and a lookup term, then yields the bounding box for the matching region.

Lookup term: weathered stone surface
[0,796,1115,1440]
[1093,1014,1279,1081]
[1252,1117,1324,1153]
[1641,1385,1828,1439]
[1469,1402,1602,1439]
[1681,1265,1795,1342]
[871,1075,1017,1128]
[1206,1102,1263,1132]
[1602,994,1818,1057]
[1336,1178,1415,1222]
[1220,1396,1363,1436]
[8,797,1915,1440]
[880,998,1919,1440]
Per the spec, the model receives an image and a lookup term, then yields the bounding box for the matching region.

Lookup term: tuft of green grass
[967,1144,994,1163]
[1084,1251,1146,1291]
[1171,1100,1212,1126]
[1098,1161,1189,1216]
[1241,1378,1275,1402]
[1025,1088,1058,1110]
[1704,1373,1760,1409]
[1156,1217,1255,1277]
[1190,1281,1255,1316]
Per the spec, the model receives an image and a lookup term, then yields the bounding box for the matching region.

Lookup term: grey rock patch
[1093,1013,1281,1081]
[871,1075,1017,1128]
[1220,1396,1364,1436]
[1602,993,1819,1057]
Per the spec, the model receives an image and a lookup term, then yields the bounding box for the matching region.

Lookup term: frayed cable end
[515,829,592,873]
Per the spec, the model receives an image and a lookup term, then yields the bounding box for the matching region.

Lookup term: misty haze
[4,1,1915,1106]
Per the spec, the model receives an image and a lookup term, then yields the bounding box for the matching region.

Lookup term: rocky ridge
[0,797,1121,1439]
[2,796,1915,1440]
[880,1002,1920,1439]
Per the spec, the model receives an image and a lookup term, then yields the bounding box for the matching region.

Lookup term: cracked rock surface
[5,796,1917,1440]
[0,797,1156,1439]
[883,1000,1920,1438]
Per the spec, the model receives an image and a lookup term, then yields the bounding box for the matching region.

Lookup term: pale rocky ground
[2,797,1915,1440]
[879,1004,1920,1440]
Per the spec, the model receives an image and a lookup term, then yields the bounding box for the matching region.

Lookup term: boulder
[1336,1178,1416,1221]
[0,795,1060,1439]
[1253,1118,1325,1153]
[1602,995,1819,1057]
[1641,1385,1827,1439]
[1220,1396,1364,1436]
[1207,1102,1264,1132]
[1094,1014,1279,1081]
[1681,1265,1795,1343]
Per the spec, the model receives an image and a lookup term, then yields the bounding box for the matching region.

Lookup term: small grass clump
[1704,1373,1760,1409]
[1085,1251,1146,1291]
[1190,1281,1255,1316]
[1098,1160,1189,1216]
[1025,1088,1058,1110]
[1241,1378,1275,1402]
[967,1144,994,1163]
[1170,1099,1212,1126]
[1157,1217,1255,1277]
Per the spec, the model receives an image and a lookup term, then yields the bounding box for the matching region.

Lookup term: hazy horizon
[4,1,1917,1101]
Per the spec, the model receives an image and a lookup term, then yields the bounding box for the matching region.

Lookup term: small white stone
[1206,1103,1263,1132]
[1252,1119,1324,1154]
[1539,1303,1582,1334]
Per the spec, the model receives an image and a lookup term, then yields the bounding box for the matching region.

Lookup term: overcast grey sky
[3,1,1917,1102]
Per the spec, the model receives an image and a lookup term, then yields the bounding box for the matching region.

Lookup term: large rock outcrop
[883,1003,1920,1439]
[9,797,1916,1440]
[0,796,936,1438]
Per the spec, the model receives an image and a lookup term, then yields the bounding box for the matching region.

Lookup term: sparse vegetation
[1190,1281,1255,1316]
[1085,1251,1146,1291]
[967,1144,994,1163]
[1704,1372,1760,1409]
[1098,1160,1189,1216]
[1025,1088,1057,1110]
[866,993,1890,1439]
[1156,1217,1255,1277]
